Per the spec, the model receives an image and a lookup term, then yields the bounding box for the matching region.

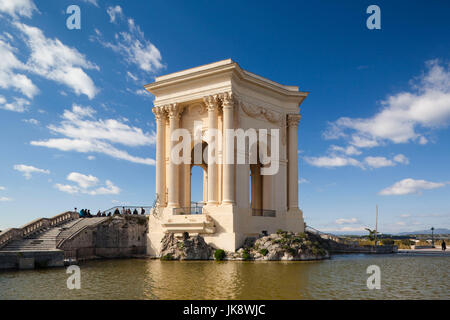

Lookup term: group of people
[76,207,146,218]
[77,208,93,217]
[112,207,146,216]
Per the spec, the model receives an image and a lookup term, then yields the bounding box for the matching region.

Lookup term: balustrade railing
[172,202,204,215]
[0,211,79,249]
[251,209,276,217]
[305,225,356,245]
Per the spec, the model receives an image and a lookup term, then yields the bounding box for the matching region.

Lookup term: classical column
[204,95,219,205]
[166,104,181,208]
[287,114,301,210]
[152,106,166,207]
[221,92,235,204]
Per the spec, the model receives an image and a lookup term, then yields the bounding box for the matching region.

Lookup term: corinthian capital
[287,114,301,127]
[164,103,181,119]
[219,92,235,110]
[152,106,166,120]
[203,95,219,112]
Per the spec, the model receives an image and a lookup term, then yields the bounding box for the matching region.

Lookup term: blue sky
[0,0,449,234]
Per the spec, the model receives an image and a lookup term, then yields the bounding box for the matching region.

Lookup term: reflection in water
[0,255,448,300]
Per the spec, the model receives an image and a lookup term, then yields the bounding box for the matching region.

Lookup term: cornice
[144,59,309,103]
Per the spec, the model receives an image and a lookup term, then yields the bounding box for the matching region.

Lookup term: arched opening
[249,138,275,217]
[250,163,263,214]
[190,165,206,214]
[189,141,208,214]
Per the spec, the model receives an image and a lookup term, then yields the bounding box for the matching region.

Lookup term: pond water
[0,254,448,299]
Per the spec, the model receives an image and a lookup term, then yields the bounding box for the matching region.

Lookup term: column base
[221,200,235,206]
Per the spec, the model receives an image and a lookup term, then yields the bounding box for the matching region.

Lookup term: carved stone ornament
[164,103,182,119]
[287,114,301,127]
[152,106,166,120]
[203,95,220,112]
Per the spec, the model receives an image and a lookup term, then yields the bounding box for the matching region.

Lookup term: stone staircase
[56,217,107,247]
[0,218,107,252]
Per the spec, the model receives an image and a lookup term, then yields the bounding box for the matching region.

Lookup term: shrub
[242,249,251,261]
[297,232,306,239]
[161,253,174,261]
[259,248,268,256]
[214,249,226,261]
[401,239,414,246]
[381,238,394,245]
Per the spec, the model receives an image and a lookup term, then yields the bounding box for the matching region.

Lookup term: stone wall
[0,251,64,269]
[60,215,148,261]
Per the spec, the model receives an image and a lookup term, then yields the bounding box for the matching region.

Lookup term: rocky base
[227,231,329,261]
[159,231,329,261]
[160,232,214,260]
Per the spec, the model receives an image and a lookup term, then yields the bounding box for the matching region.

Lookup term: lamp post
[431,227,435,248]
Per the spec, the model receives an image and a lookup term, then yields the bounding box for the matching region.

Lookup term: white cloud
[304,155,363,169]
[54,183,79,194]
[14,22,99,99]
[379,178,447,196]
[393,154,409,165]
[67,172,99,189]
[13,164,50,179]
[364,154,409,168]
[0,0,37,19]
[298,178,309,184]
[364,156,395,168]
[22,118,39,125]
[324,60,450,148]
[106,5,123,23]
[126,71,138,81]
[0,96,30,112]
[321,226,367,233]
[0,39,38,99]
[399,214,411,218]
[31,105,156,165]
[90,180,120,195]
[0,196,12,202]
[335,218,359,225]
[81,0,98,7]
[87,155,95,160]
[135,89,150,96]
[55,172,120,195]
[0,186,5,190]
[95,8,163,74]
[329,145,361,156]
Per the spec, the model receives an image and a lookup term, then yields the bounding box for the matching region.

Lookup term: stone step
[0,217,108,254]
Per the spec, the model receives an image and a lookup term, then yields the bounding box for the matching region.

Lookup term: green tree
[365,228,377,241]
